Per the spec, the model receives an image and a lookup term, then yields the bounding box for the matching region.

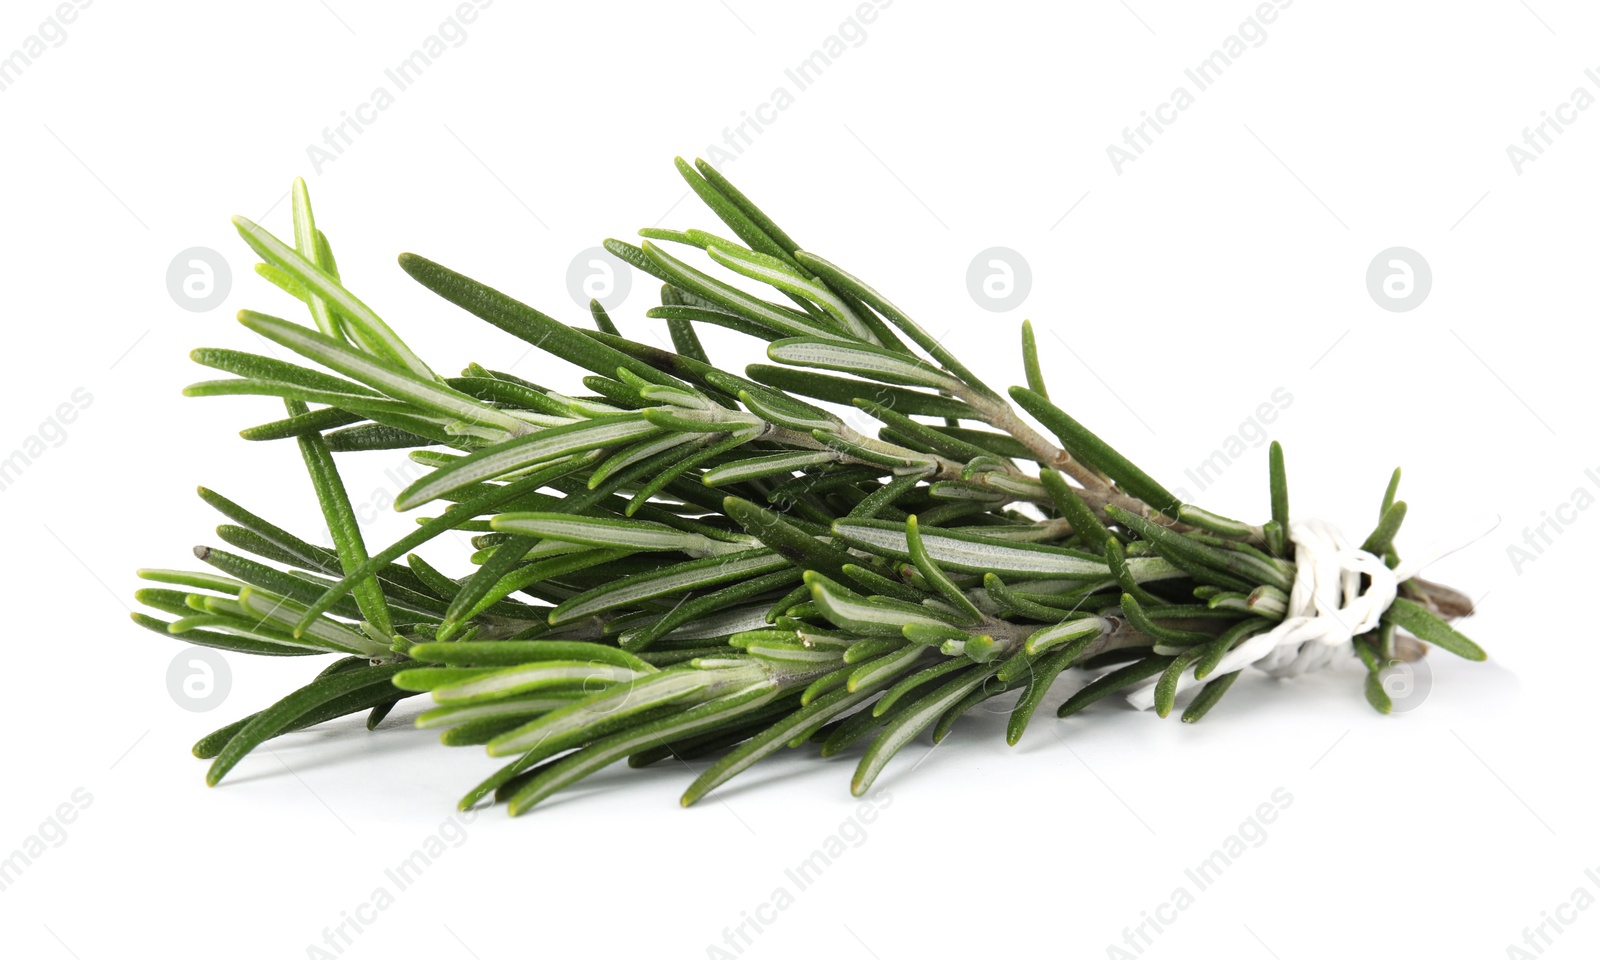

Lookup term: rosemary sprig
[134,159,1488,815]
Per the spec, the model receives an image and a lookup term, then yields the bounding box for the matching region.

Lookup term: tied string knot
[1125,514,1498,711]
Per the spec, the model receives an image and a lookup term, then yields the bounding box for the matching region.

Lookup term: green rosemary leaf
[506,685,782,816]
[768,337,962,392]
[1269,440,1290,534]
[1023,616,1105,657]
[900,622,974,647]
[723,496,856,581]
[190,347,379,397]
[410,661,646,703]
[1180,670,1241,723]
[239,406,365,442]
[197,489,339,577]
[854,400,991,463]
[1176,504,1258,540]
[832,518,1112,580]
[902,515,982,622]
[1006,648,1076,744]
[1361,500,1408,557]
[1382,597,1487,661]
[485,664,745,759]
[231,588,389,656]
[703,451,836,487]
[1038,468,1110,554]
[1020,320,1048,399]
[232,216,435,379]
[591,433,698,490]
[794,251,999,399]
[1106,595,1201,650]
[589,299,620,336]
[194,683,418,759]
[1154,645,1209,718]
[647,303,777,341]
[407,641,654,673]
[681,683,883,806]
[446,548,631,639]
[633,240,845,341]
[672,157,795,263]
[852,665,995,796]
[805,572,961,637]
[1356,637,1392,714]
[324,422,442,452]
[1009,386,1179,514]
[838,640,928,694]
[137,567,244,595]
[238,310,525,437]
[130,611,318,657]
[188,547,364,622]
[841,562,925,604]
[1194,618,1275,680]
[800,662,858,706]
[845,470,926,521]
[436,536,540,638]
[414,693,585,731]
[394,416,653,510]
[398,252,684,389]
[289,177,344,341]
[207,663,409,785]
[734,633,846,668]
[733,383,840,433]
[135,587,218,618]
[706,243,876,341]
[1380,467,1402,518]
[286,399,394,636]
[1105,539,1161,607]
[438,716,543,746]
[982,573,1064,622]
[1262,520,1286,560]
[933,672,1020,742]
[618,569,801,651]
[293,460,588,632]
[549,548,786,626]
[629,696,805,768]
[745,365,972,420]
[1057,655,1175,718]
[451,375,590,420]
[181,377,431,425]
[1106,507,1286,592]
[870,655,963,718]
[625,431,756,514]
[491,512,746,558]
[820,701,892,757]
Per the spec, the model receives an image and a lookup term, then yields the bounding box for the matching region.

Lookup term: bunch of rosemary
[133,159,1486,816]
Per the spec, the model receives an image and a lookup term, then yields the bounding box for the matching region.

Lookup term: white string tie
[1124,514,1498,711]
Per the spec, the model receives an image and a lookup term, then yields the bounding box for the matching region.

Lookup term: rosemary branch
[132,158,1488,816]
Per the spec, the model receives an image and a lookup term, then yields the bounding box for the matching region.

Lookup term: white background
[1,1,1595,957]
